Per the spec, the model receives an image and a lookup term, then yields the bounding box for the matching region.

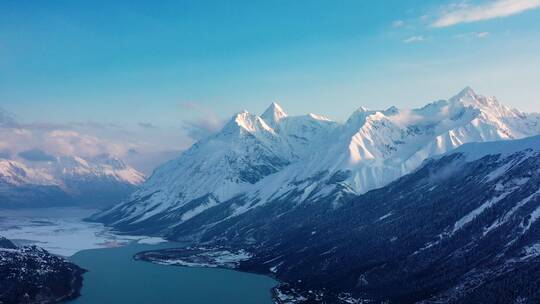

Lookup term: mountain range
[0,153,144,208]
[94,87,540,237]
[0,106,146,208]
[134,134,540,303]
[90,87,540,303]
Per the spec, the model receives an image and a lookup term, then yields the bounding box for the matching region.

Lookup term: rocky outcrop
[0,236,85,304]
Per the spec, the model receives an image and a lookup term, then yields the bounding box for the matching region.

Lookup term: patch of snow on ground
[483,189,540,236]
[151,248,253,269]
[521,205,540,232]
[452,191,511,234]
[211,249,252,266]
[269,262,283,273]
[522,243,540,260]
[377,212,392,221]
[137,237,167,245]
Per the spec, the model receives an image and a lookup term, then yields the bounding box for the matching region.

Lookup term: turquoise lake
[68,243,277,304]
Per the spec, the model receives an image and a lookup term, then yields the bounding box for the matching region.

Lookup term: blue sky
[1,0,540,159]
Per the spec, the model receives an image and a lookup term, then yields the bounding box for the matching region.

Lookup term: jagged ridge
[94,88,540,237]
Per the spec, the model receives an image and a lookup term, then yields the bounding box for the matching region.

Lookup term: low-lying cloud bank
[0,107,183,175]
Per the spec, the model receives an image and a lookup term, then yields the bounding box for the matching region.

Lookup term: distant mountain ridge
[0,153,144,208]
[94,87,540,236]
[0,105,146,208]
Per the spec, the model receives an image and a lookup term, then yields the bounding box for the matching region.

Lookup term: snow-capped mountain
[0,159,55,186]
[119,134,540,303]
[0,106,146,208]
[0,153,144,208]
[94,87,540,235]
[236,134,540,303]
[54,154,145,186]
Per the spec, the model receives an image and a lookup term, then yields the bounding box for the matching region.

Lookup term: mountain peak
[384,106,399,115]
[346,107,375,126]
[449,87,511,113]
[262,102,288,125]
[451,86,477,102]
[221,110,275,135]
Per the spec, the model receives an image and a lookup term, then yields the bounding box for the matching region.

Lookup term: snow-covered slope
[97,103,337,227]
[94,88,540,235]
[0,159,55,186]
[451,132,540,161]
[53,154,145,186]
[229,134,540,303]
[289,87,540,196]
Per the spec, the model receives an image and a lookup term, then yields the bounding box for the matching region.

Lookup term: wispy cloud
[0,107,133,161]
[182,116,224,141]
[0,106,189,173]
[403,35,425,43]
[432,0,540,28]
[454,31,491,39]
[137,122,158,129]
[475,31,490,38]
[392,20,405,28]
[70,121,122,131]
[18,148,56,162]
[179,102,225,141]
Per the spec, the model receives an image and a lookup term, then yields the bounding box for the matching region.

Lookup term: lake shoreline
[131,244,365,303]
[56,266,87,303]
[69,242,277,304]
[0,235,87,304]
[133,245,303,304]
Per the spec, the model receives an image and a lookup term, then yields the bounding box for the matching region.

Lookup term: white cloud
[137,122,158,129]
[179,102,225,141]
[403,35,425,43]
[0,107,134,163]
[432,0,540,27]
[476,31,490,37]
[392,20,405,28]
[182,115,224,141]
[455,31,491,39]
[0,106,201,173]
